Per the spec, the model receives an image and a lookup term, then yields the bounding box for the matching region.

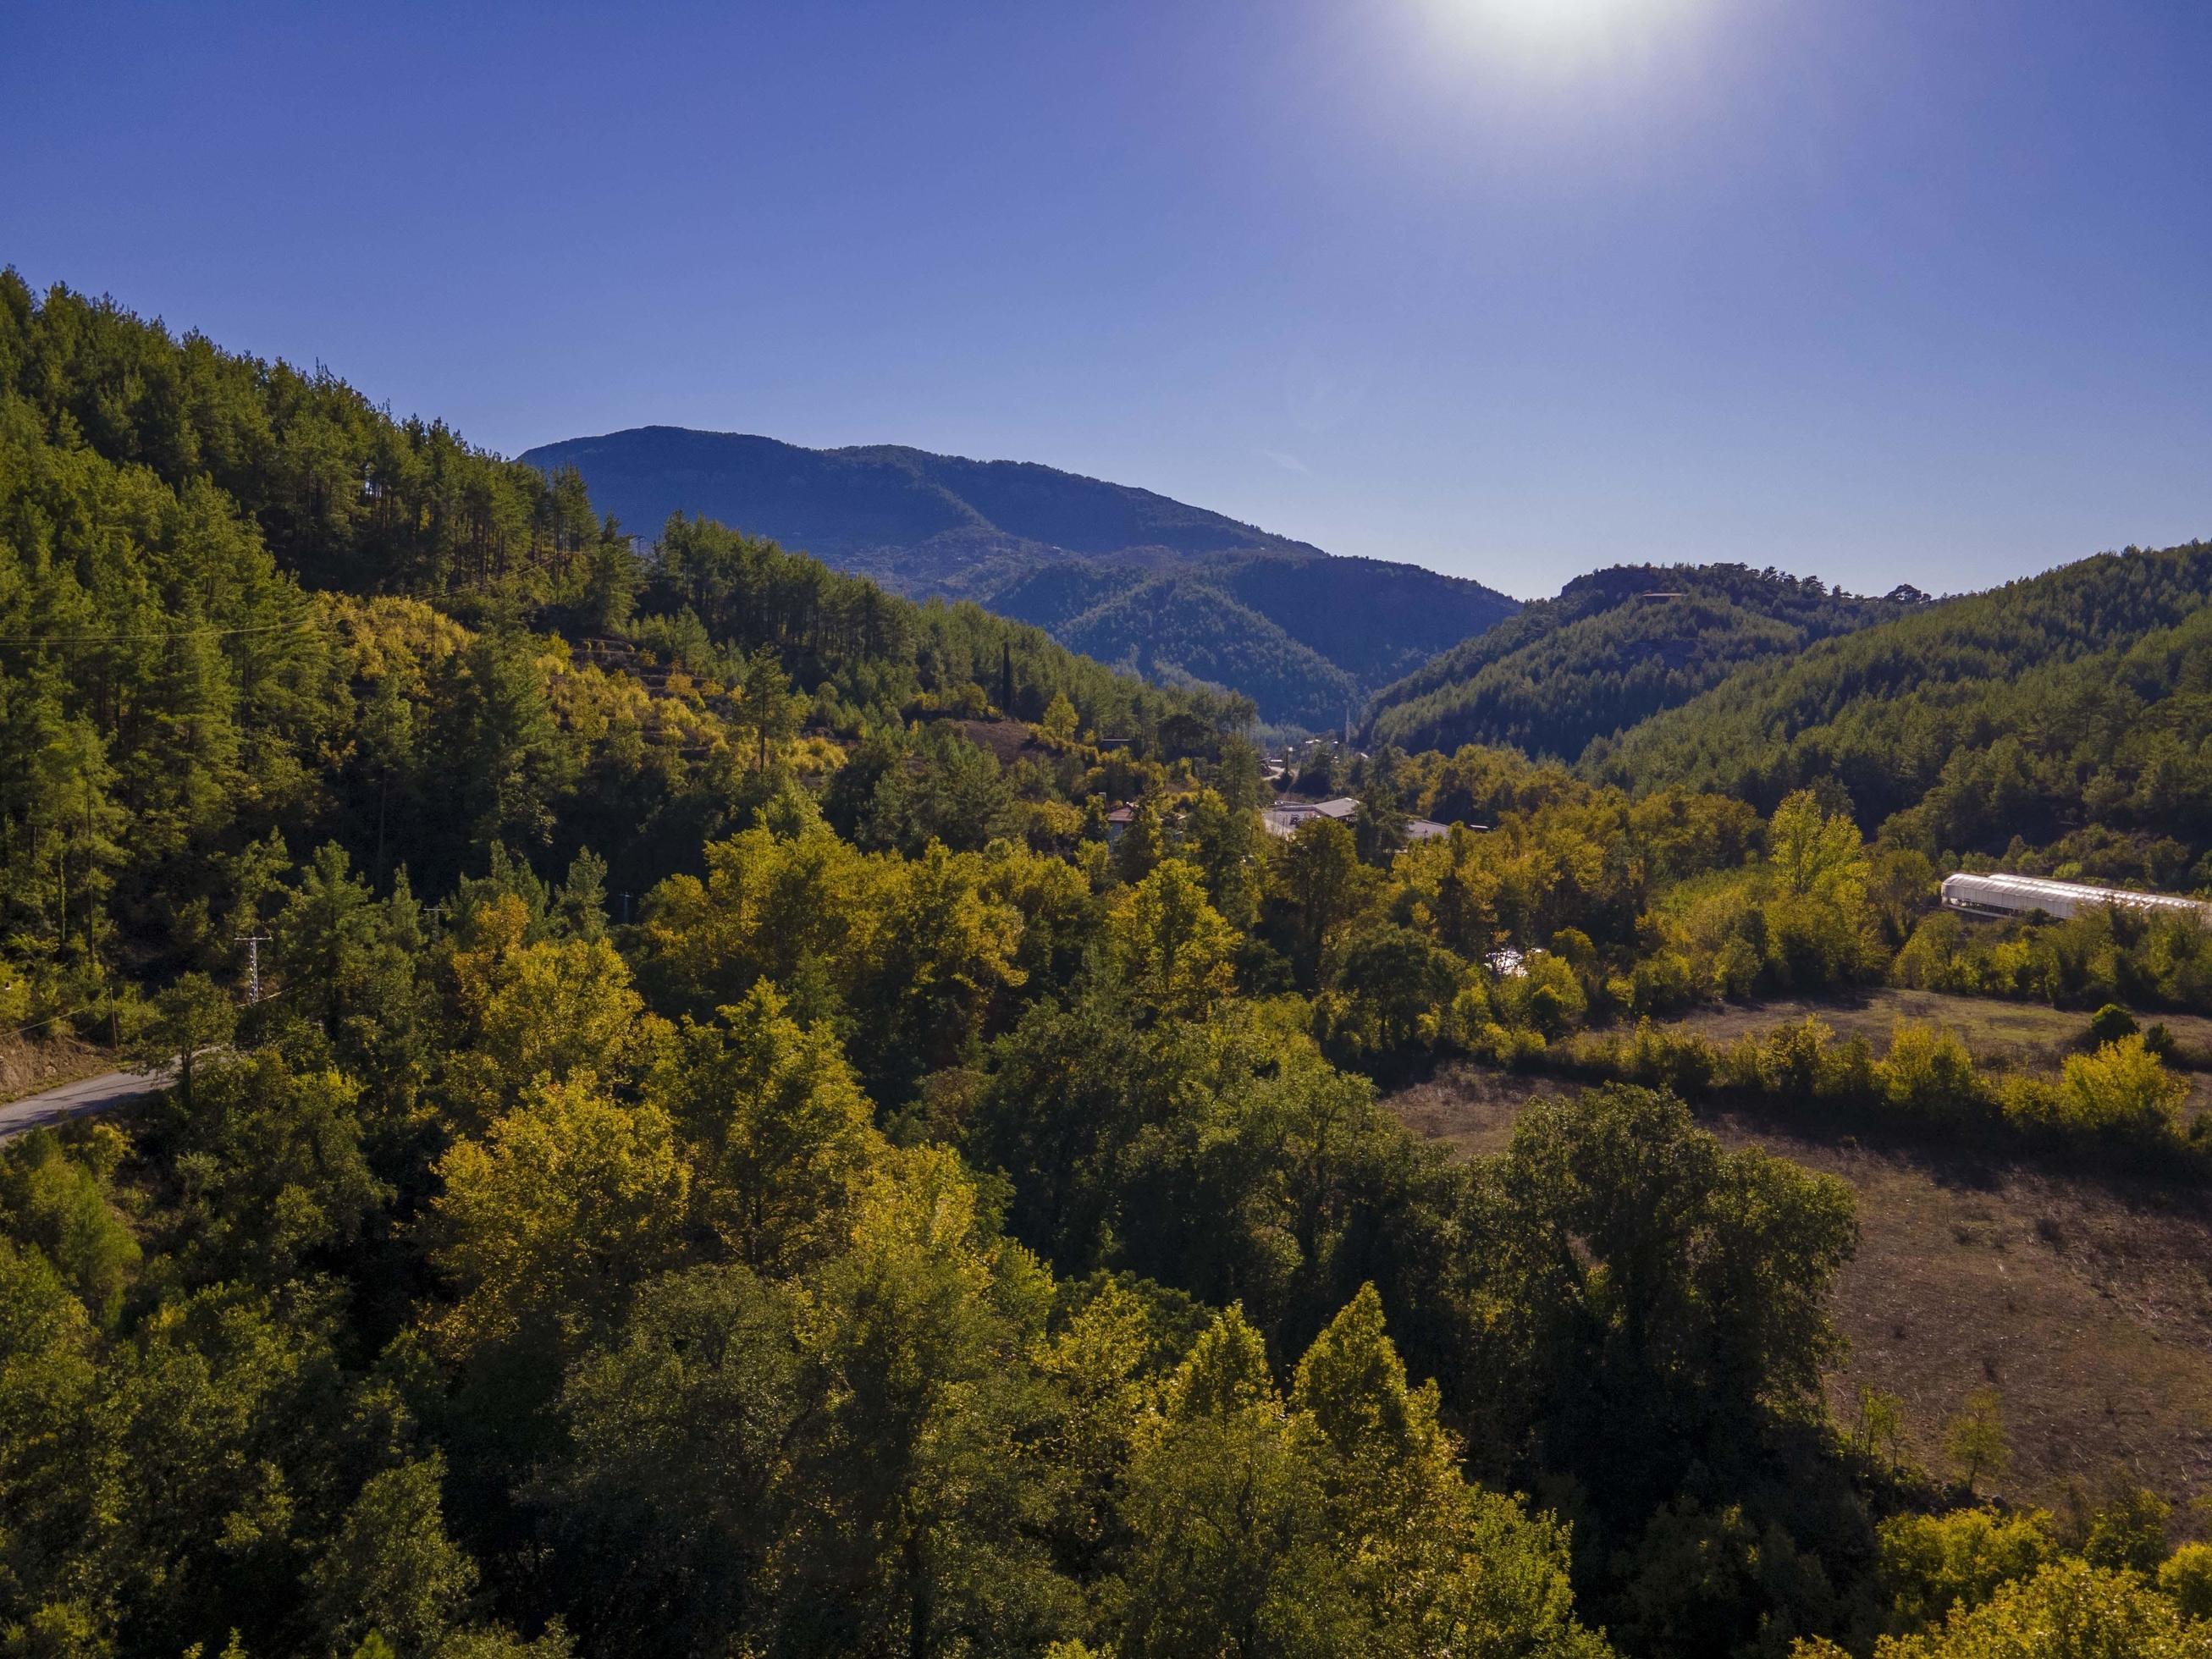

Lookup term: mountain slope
[1364,564,1911,761]
[1040,572,1360,730]
[1591,542,2212,865]
[521,425,1517,724]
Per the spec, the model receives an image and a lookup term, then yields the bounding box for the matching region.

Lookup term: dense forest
[9,275,2212,1659]
[1001,564,1359,730]
[1364,564,1911,761]
[1593,543,2212,879]
[521,427,1519,728]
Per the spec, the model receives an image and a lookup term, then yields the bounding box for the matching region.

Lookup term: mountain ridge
[1364,562,1912,761]
[520,424,1518,725]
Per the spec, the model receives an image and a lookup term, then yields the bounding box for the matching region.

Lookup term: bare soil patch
[953,718,1045,767]
[0,1032,109,1105]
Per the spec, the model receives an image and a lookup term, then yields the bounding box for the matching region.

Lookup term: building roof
[1940,871,2212,922]
[1261,802,1457,842]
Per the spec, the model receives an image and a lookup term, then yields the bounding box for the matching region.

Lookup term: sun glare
[1424,0,1686,69]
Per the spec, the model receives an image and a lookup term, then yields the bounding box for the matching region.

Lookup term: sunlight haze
[3,0,2204,599]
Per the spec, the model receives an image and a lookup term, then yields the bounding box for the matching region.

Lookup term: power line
[0,617,327,648]
[0,998,108,1042]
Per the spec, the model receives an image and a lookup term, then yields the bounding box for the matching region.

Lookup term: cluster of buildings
[1258,796,1451,841]
[1102,793,1458,846]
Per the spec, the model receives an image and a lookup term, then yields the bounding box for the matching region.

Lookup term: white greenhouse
[1939,871,2212,927]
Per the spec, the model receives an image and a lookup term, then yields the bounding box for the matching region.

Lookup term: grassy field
[1652,985,2212,1122]
[1385,997,2212,1517]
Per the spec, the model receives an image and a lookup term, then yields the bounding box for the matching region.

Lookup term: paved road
[0,1066,171,1143]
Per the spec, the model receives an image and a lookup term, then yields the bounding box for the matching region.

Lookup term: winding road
[0,1066,170,1143]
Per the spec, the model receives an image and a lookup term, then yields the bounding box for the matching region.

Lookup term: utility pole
[235,934,268,1004]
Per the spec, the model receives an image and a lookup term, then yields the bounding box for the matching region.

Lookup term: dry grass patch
[1658,986,2212,1120]
[1382,1053,2212,1515]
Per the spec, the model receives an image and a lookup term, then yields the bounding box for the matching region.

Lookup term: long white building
[1939,871,2212,926]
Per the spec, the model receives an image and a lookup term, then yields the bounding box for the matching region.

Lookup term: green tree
[1354,745,1411,865]
[1107,859,1241,1022]
[538,1264,807,1656]
[309,1454,480,1655]
[433,1074,690,1365]
[1040,691,1079,746]
[1112,796,1165,885]
[0,1130,141,1326]
[1471,1085,1858,1516]
[775,1147,1079,1656]
[1266,817,1374,987]
[2160,1544,2212,1623]
[161,1051,389,1289]
[1942,1389,2011,1494]
[129,970,236,1115]
[1876,1507,2054,1633]
[1797,1558,2212,1658]
[1768,787,1868,907]
[656,982,881,1271]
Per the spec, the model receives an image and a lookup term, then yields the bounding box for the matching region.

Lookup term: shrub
[1878,1022,1989,1122]
[2057,1036,2187,1139]
[1752,1017,1836,1098]
[2077,1485,2171,1575]
[1876,1506,2055,1632]
[1471,1022,1548,1067]
[1628,949,1699,1016]
[2158,1542,2212,1622]
[1619,1018,1721,1095]
[2088,1003,2140,1046]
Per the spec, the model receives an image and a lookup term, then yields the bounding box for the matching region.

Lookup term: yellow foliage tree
[1107,858,1240,1022]
[433,1074,691,1362]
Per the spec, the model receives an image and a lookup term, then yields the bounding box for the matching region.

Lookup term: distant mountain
[520,426,1517,725]
[1363,564,1910,761]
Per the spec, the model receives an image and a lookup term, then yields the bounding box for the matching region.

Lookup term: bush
[2057,1036,2188,1139]
[1876,1506,2055,1632]
[2088,1003,2140,1046]
[1628,949,1700,1017]
[1471,1022,1548,1067]
[2077,1485,2171,1575]
[1617,1018,1721,1095]
[1504,953,1588,1038]
[1739,1017,1836,1098]
[2158,1542,2212,1622]
[1878,1022,1989,1122]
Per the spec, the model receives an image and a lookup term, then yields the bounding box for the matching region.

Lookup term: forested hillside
[521,425,1517,725]
[12,273,2212,1659]
[1594,543,2212,878]
[0,273,1238,1007]
[996,564,1360,728]
[1365,563,1908,759]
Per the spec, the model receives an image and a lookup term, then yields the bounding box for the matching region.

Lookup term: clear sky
[4,0,2207,599]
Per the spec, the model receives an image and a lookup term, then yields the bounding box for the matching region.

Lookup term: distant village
[1100,736,1455,848]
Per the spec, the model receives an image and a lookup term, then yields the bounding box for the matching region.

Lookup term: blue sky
[4,0,2207,599]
